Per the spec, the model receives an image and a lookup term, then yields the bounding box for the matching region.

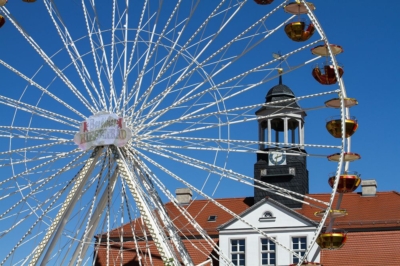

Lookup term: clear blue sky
[308,1,400,193]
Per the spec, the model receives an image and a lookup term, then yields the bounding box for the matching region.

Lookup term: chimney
[361,179,377,196]
[175,188,192,204]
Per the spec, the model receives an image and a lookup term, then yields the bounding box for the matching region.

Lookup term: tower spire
[278,68,283,85]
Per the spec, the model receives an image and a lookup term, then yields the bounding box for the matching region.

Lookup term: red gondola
[312,65,344,85]
[0,15,5,28]
[328,172,361,193]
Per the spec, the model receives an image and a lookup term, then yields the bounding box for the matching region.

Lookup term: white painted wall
[218,200,321,266]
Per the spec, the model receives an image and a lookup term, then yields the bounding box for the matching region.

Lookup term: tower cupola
[255,75,306,151]
[254,74,309,208]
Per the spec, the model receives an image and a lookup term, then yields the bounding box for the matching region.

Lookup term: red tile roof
[96,191,400,265]
[107,197,254,238]
[297,191,400,230]
[96,197,253,265]
[321,231,400,266]
[94,239,217,266]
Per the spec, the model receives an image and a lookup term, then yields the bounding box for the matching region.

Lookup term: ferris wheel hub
[73,112,132,150]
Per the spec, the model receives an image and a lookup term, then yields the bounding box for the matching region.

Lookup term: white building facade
[218,198,320,266]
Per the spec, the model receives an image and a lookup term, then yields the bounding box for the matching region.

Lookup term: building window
[207,215,217,222]
[231,239,245,266]
[289,167,296,175]
[260,169,267,176]
[292,237,307,263]
[261,238,276,266]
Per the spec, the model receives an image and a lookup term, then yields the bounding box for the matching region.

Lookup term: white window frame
[291,236,307,264]
[260,237,276,266]
[230,238,246,266]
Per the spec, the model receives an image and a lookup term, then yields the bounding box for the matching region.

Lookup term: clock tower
[254,74,308,208]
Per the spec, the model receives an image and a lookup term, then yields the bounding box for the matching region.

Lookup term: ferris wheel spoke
[0,126,76,136]
[0,139,73,160]
[71,165,119,265]
[0,95,80,128]
[114,147,182,265]
[0,7,97,114]
[139,137,340,156]
[117,0,187,114]
[124,150,194,265]
[129,153,232,264]
[0,147,80,187]
[81,0,113,111]
[135,148,305,260]
[0,59,87,120]
[179,41,322,117]
[139,88,338,142]
[114,0,149,114]
[137,145,328,209]
[118,0,149,114]
[29,147,104,266]
[43,0,106,112]
[122,7,190,115]
[0,183,66,237]
[109,0,118,105]
[0,132,70,142]
[0,153,81,170]
[132,40,322,132]
[0,149,94,265]
[128,2,290,121]
[51,150,113,265]
[0,150,88,223]
[124,0,237,117]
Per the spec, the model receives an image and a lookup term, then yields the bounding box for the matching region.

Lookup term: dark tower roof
[256,75,301,114]
[266,76,296,103]
[265,75,300,107]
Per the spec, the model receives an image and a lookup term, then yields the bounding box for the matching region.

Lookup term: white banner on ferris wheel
[73,112,132,151]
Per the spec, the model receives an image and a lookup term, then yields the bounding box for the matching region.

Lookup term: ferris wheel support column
[29,146,104,266]
[69,166,119,265]
[129,152,194,266]
[113,147,181,265]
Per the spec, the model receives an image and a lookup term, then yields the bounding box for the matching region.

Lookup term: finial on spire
[278,68,283,85]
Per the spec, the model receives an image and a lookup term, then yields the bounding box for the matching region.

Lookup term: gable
[220,198,316,231]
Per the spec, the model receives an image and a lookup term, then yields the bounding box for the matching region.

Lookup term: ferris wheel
[0,0,359,265]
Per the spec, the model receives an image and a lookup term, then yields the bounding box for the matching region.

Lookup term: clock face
[269,152,287,166]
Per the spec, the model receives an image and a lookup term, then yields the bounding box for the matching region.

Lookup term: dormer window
[259,211,276,222]
[208,215,217,222]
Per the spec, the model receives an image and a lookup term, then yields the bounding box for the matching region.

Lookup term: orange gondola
[312,64,344,85]
[284,21,315,42]
[316,230,347,249]
[326,116,358,138]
